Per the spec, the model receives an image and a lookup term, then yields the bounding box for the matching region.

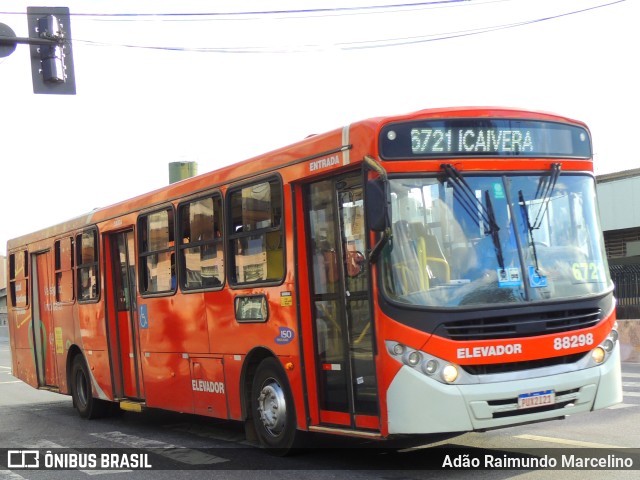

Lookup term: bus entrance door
[304,173,379,431]
[105,230,144,401]
[32,251,58,387]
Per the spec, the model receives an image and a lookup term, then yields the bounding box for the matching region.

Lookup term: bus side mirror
[366,178,389,232]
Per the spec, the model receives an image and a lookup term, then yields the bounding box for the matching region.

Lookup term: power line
[0,1,471,19]
[339,0,626,49]
[67,0,626,54]
[78,0,478,23]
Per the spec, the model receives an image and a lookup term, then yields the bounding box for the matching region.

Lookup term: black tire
[70,355,110,419]
[250,357,300,455]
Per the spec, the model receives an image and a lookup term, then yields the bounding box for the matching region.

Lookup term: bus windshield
[381,172,611,307]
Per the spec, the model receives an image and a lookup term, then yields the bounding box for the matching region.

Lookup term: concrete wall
[618,319,640,363]
[597,171,640,231]
[0,288,6,338]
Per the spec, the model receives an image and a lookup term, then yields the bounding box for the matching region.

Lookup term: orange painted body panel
[10,307,34,359]
[52,302,75,394]
[34,251,58,386]
[85,349,111,399]
[138,294,208,354]
[191,357,228,418]
[77,303,109,352]
[77,302,113,400]
[142,352,193,413]
[320,410,351,426]
[117,310,138,398]
[223,354,244,420]
[355,414,380,431]
[13,347,38,388]
[293,185,322,427]
[279,355,307,431]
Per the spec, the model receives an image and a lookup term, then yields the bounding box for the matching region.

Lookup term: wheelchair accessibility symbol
[528,266,548,288]
[139,304,149,329]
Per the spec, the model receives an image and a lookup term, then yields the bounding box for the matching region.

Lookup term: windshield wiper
[532,163,561,230]
[484,190,505,271]
[441,164,504,270]
[518,162,562,273]
[441,164,493,234]
[519,190,541,272]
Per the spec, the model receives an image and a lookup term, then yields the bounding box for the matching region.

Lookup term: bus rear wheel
[251,357,300,455]
[70,355,109,419]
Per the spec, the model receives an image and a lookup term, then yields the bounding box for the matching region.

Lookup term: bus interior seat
[266,231,284,280]
[391,220,422,293]
[409,222,450,285]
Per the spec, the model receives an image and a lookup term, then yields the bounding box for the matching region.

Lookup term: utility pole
[0,6,76,94]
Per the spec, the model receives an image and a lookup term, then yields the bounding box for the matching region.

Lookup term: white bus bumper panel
[387,344,622,434]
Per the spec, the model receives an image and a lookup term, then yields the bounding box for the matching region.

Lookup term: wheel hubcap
[257,378,287,437]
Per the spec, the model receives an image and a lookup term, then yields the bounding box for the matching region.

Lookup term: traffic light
[27,6,76,94]
[0,22,17,58]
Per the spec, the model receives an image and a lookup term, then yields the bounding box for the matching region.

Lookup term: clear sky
[0,0,637,255]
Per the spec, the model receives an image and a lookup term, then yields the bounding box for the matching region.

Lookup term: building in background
[0,254,7,334]
[597,168,640,319]
[169,161,198,184]
[0,255,6,289]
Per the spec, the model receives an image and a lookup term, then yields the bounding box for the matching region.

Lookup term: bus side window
[76,229,99,302]
[9,250,29,308]
[228,178,284,285]
[138,208,176,295]
[55,237,75,303]
[178,194,224,290]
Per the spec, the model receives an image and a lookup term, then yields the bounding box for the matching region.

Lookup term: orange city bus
[7,107,622,453]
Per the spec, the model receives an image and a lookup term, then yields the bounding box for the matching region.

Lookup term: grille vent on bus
[440,308,602,341]
[461,352,588,376]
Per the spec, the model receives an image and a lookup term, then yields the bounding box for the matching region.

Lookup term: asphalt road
[1,336,639,480]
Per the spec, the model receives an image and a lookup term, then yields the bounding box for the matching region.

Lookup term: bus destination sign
[379,118,591,159]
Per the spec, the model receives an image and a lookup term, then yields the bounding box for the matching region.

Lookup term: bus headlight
[602,338,615,353]
[442,364,459,383]
[391,343,405,356]
[385,341,469,384]
[591,347,606,364]
[407,351,422,367]
[589,327,619,366]
[423,359,439,375]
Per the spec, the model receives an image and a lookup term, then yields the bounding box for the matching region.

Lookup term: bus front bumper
[386,344,622,434]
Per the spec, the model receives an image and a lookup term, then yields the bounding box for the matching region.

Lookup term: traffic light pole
[0,35,59,46]
[0,6,76,95]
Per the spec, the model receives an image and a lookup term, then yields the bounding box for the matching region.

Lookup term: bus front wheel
[70,355,109,419]
[250,357,299,454]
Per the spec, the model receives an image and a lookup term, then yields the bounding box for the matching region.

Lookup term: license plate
[517,390,555,409]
